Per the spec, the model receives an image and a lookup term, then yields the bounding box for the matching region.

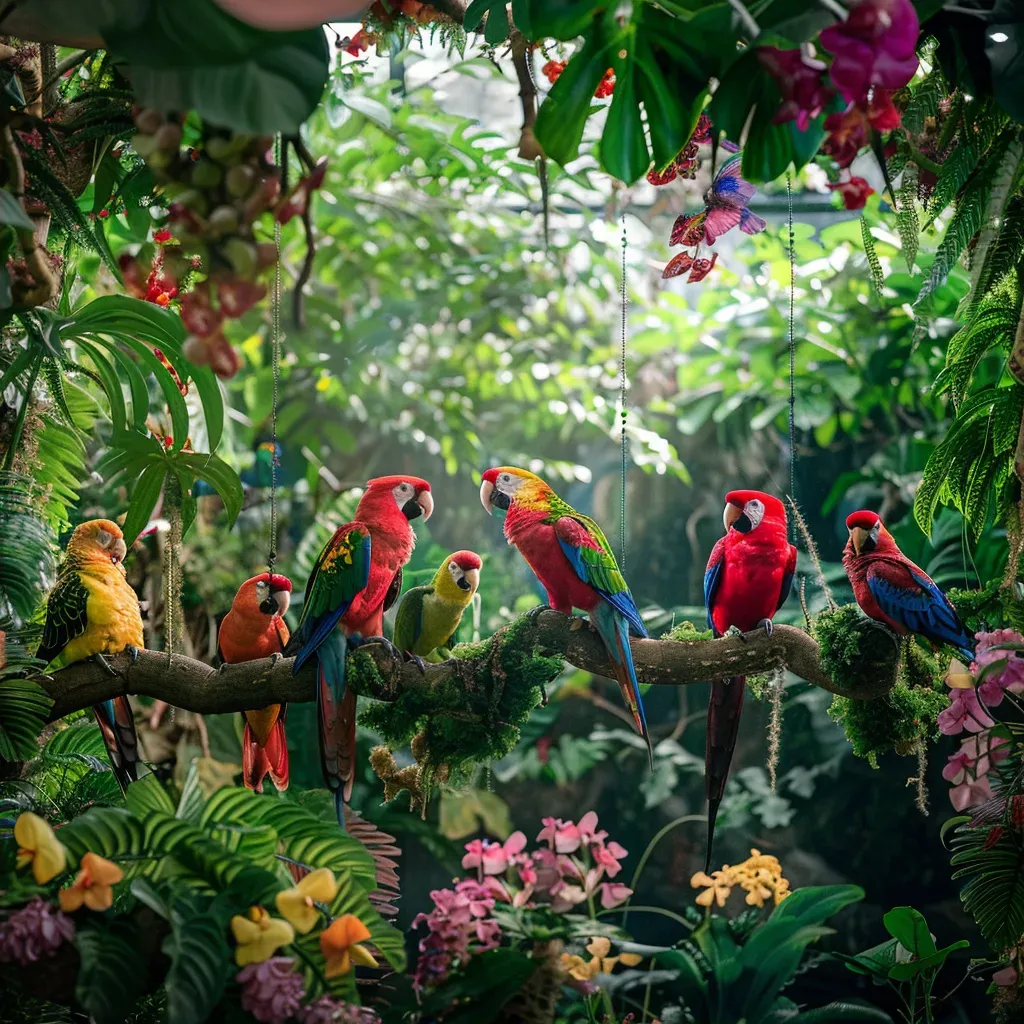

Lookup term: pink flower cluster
[757,0,919,207]
[942,732,1009,812]
[236,957,380,1024]
[411,879,502,994]
[412,812,633,995]
[939,630,1024,737]
[0,899,75,965]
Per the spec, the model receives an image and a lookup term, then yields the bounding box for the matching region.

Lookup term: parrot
[479,467,652,764]
[843,510,975,661]
[36,519,144,793]
[703,490,797,870]
[286,476,433,826]
[393,550,482,663]
[218,573,294,793]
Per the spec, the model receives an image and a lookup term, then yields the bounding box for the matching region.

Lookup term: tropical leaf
[75,918,150,1024]
[163,902,233,1024]
[0,677,53,762]
[861,219,884,298]
[0,475,55,629]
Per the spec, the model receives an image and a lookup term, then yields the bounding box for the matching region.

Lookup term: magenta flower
[537,817,582,854]
[462,831,527,877]
[600,882,633,910]
[302,998,380,1024]
[0,899,75,965]
[943,731,1009,811]
[973,629,1024,702]
[938,686,995,736]
[828,174,875,210]
[237,958,306,1024]
[592,840,628,878]
[757,46,833,131]
[819,0,919,104]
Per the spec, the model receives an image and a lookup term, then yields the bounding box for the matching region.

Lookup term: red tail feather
[317,666,357,804]
[705,676,745,871]
[242,718,289,793]
[93,697,140,795]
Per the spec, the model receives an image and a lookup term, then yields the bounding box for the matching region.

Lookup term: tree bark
[39,610,900,721]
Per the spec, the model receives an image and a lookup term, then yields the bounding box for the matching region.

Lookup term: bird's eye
[500,473,510,483]
[96,529,113,548]
[744,499,765,529]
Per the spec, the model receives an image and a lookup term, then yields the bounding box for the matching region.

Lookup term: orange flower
[319,914,378,978]
[58,852,124,912]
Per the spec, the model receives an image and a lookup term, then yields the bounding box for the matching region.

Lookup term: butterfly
[669,154,766,248]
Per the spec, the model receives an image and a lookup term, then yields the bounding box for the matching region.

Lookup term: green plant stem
[621,814,705,931]
[291,941,331,991]
[598,905,693,929]
[2,357,40,472]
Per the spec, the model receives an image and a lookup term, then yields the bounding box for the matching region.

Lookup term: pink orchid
[600,882,633,910]
[819,0,919,104]
[592,841,628,878]
[949,773,993,812]
[537,817,581,854]
[973,629,1024,700]
[512,884,534,908]
[937,687,995,736]
[461,831,527,877]
[993,965,1018,987]
[577,811,608,846]
[550,883,588,912]
[757,46,833,131]
[517,856,537,887]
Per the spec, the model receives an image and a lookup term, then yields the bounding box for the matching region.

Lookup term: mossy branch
[37,609,900,721]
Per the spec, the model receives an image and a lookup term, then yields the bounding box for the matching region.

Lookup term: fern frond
[860,217,884,296]
[0,475,56,630]
[897,165,920,271]
[936,301,1019,403]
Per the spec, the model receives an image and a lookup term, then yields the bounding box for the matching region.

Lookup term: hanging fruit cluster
[125,109,320,379]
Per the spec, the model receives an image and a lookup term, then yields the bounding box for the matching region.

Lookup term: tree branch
[39,610,899,721]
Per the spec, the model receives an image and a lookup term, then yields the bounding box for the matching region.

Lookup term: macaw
[843,510,975,661]
[393,550,482,663]
[36,519,144,793]
[479,467,652,763]
[286,476,433,826]
[704,490,796,870]
[218,573,294,793]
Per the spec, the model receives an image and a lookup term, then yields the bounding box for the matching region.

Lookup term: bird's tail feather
[242,717,289,793]
[316,632,355,830]
[94,697,140,795]
[705,676,745,872]
[594,604,653,769]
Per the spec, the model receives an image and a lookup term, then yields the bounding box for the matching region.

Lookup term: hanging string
[268,135,283,573]
[619,211,629,573]
[786,173,797,545]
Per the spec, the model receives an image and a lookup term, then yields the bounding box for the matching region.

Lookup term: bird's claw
[568,615,585,632]
[348,635,403,661]
[524,604,552,628]
[758,618,774,638]
[125,644,141,663]
[404,651,428,674]
[725,624,746,642]
[93,653,118,676]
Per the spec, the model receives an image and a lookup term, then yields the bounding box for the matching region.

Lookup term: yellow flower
[691,869,732,908]
[58,852,124,912]
[231,906,295,966]
[14,812,67,884]
[275,868,338,934]
[946,658,974,689]
[320,914,377,978]
[559,937,643,981]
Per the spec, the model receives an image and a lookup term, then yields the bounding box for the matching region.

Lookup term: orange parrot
[218,573,293,792]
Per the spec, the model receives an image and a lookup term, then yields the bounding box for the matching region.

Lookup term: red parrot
[479,467,652,763]
[703,490,796,870]
[843,510,975,661]
[287,476,433,826]
[218,573,293,793]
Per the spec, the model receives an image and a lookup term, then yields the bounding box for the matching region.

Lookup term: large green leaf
[104,1,330,134]
[59,806,148,871]
[122,462,167,546]
[0,678,53,761]
[174,452,244,526]
[75,918,150,1024]
[163,902,233,1024]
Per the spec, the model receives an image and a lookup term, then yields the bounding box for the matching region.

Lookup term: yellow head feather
[488,467,554,510]
[65,519,128,570]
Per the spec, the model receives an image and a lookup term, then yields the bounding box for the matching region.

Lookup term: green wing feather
[393,585,431,654]
[37,571,90,665]
[546,492,629,596]
[297,524,372,629]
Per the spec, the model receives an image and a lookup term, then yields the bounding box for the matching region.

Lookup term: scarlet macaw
[393,550,482,663]
[843,510,975,661]
[704,490,796,870]
[218,573,293,792]
[36,519,144,793]
[287,476,433,826]
[479,467,652,763]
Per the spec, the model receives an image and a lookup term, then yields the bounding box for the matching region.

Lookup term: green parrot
[393,550,482,662]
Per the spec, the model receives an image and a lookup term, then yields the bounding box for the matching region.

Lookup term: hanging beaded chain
[619,212,629,573]
[268,135,283,574]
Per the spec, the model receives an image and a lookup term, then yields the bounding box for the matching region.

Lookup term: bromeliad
[479,467,652,765]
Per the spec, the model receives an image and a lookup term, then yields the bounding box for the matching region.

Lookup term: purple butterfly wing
[710,154,757,208]
[740,208,767,235]
[703,207,742,245]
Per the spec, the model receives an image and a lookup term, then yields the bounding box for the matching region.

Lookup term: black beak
[491,491,511,512]
[456,576,472,591]
[402,498,422,521]
[259,594,280,615]
[861,534,877,555]
[732,512,753,534]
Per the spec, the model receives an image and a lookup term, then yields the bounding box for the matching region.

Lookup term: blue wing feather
[867,569,975,659]
[556,536,648,638]
[703,539,726,635]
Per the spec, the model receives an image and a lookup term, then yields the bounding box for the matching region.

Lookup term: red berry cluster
[541,60,615,99]
[541,60,565,84]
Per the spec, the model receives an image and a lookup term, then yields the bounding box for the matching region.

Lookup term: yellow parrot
[393,551,482,663]
[37,519,144,792]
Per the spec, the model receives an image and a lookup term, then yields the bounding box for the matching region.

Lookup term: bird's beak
[270,590,290,616]
[404,489,433,522]
[849,526,873,556]
[723,502,749,533]
[112,538,127,563]
[459,567,480,593]
[480,479,495,516]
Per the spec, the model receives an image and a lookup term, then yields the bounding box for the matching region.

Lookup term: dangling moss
[358,615,563,794]
[827,683,948,768]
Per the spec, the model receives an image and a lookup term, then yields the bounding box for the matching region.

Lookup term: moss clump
[663,620,714,643]
[359,615,563,796]
[814,605,879,686]
[827,683,947,767]
[949,580,1024,635]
